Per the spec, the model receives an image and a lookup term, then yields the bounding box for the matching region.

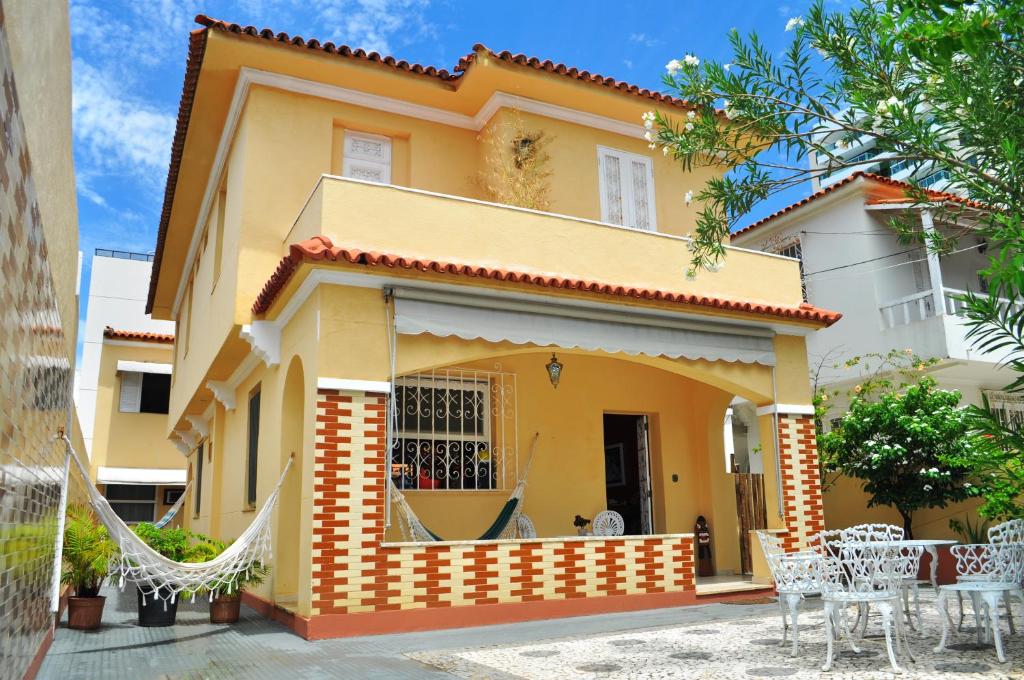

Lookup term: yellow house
[89,327,186,526]
[149,15,839,639]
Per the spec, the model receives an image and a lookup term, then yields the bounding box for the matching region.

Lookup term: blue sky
[70,0,825,350]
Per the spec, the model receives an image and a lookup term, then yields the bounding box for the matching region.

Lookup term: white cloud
[72,59,176,182]
[307,0,433,54]
[623,59,634,69]
[628,32,662,48]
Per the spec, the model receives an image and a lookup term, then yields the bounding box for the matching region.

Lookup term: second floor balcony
[282,175,809,314]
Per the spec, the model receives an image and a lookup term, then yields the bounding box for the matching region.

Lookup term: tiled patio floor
[39,586,1020,679]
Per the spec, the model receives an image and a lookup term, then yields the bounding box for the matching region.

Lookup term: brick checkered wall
[311,387,694,618]
[776,414,825,552]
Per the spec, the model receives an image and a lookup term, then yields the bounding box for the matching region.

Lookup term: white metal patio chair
[757,530,822,656]
[592,510,624,536]
[957,518,1024,633]
[937,543,1024,664]
[820,540,921,673]
[840,523,925,634]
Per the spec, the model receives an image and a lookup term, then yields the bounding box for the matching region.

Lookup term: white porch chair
[843,523,926,633]
[820,539,921,673]
[958,518,1024,632]
[592,510,624,536]
[756,530,822,656]
[937,543,1024,663]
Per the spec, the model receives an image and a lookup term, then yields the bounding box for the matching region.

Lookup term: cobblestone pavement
[39,585,777,679]
[413,590,1024,679]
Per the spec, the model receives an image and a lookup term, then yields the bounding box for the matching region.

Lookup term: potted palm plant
[209,557,269,624]
[62,505,117,630]
[131,524,221,626]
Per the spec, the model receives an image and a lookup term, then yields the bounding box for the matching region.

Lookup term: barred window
[391,369,517,491]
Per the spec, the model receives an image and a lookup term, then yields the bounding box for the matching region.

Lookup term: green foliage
[651,0,1024,517]
[949,514,990,543]
[820,377,984,538]
[62,505,118,597]
[132,523,223,562]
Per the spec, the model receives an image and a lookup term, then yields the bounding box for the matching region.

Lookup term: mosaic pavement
[411,590,1024,679]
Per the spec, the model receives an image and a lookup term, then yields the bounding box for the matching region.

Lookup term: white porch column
[921,209,946,315]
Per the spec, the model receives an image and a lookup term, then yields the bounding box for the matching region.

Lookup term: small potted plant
[210,557,269,624]
[131,524,221,626]
[62,505,117,630]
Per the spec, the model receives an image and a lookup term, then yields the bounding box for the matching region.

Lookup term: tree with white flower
[648,0,1024,520]
[820,377,984,538]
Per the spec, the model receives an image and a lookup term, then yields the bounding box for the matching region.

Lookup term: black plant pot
[136,584,178,627]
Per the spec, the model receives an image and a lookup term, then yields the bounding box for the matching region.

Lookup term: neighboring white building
[77,249,175,456]
[731,171,1021,421]
[809,114,959,194]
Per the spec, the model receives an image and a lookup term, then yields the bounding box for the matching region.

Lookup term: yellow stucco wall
[90,342,183,475]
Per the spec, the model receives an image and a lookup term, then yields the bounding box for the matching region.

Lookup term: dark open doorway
[602,414,652,535]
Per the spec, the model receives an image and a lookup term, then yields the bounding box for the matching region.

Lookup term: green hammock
[391,433,539,542]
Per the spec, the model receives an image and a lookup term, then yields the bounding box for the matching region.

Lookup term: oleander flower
[684,122,695,132]
[683,54,699,67]
[666,59,682,75]
[687,110,696,121]
[786,17,805,31]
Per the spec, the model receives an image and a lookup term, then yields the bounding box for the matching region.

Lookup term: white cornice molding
[756,403,816,417]
[170,436,190,456]
[317,377,391,393]
[205,381,236,411]
[240,321,280,367]
[185,415,210,439]
[205,350,261,411]
[168,68,651,318]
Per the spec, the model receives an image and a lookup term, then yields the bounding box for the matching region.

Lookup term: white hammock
[153,481,191,528]
[63,435,292,608]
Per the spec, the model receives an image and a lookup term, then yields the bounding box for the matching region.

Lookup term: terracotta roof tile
[103,327,175,344]
[731,171,989,241]
[252,236,842,328]
[146,17,699,312]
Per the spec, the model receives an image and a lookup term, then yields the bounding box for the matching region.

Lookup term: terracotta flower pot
[210,592,241,624]
[67,595,106,630]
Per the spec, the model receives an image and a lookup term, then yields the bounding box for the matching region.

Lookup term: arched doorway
[274,356,304,606]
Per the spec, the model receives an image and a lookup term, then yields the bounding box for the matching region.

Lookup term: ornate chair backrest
[756,530,784,558]
[811,529,845,558]
[845,523,904,542]
[820,543,915,597]
[988,518,1024,545]
[951,543,1024,583]
[592,510,624,536]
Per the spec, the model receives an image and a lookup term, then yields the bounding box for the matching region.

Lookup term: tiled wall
[776,414,825,552]
[311,388,694,621]
[0,12,80,679]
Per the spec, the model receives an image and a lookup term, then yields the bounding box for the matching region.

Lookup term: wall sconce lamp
[545,353,563,388]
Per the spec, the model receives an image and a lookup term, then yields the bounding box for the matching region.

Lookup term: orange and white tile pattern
[776,414,825,552]
[311,387,695,618]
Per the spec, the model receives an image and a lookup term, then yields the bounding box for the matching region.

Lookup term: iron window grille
[391,368,518,491]
[772,239,808,302]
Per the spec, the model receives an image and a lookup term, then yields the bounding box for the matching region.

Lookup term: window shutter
[630,159,653,230]
[343,131,392,184]
[119,371,142,413]
[599,151,624,225]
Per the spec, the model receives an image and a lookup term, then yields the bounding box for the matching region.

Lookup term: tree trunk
[898,508,914,540]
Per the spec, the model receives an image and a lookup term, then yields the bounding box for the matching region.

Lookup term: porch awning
[97,467,186,485]
[392,289,776,365]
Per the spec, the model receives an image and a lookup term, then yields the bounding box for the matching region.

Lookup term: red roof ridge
[731,171,989,241]
[252,236,841,328]
[103,327,175,344]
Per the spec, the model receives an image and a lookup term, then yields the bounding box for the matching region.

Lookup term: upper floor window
[343,131,392,184]
[245,387,261,508]
[771,239,808,303]
[597,146,656,231]
[119,371,171,414]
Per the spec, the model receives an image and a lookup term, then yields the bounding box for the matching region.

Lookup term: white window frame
[119,370,143,413]
[343,130,392,184]
[597,145,657,231]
